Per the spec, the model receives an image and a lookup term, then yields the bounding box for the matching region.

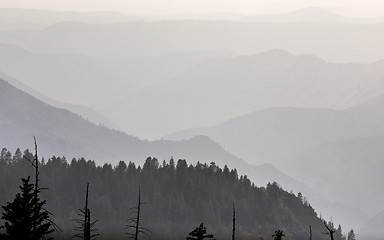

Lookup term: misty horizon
[0,2,383,240]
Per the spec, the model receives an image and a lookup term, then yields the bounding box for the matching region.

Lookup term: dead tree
[23,137,59,234]
[323,221,335,240]
[126,187,150,240]
[73,183,99,240]
[309,225,312,240]
[24,137,41,233]
[232,202,235,240]
[272,230,285,240]
[187,223,215,240]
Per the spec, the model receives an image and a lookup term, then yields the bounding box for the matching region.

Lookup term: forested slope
[0,151,332,240]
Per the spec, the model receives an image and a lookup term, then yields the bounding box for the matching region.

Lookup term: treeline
[0,148,345,240]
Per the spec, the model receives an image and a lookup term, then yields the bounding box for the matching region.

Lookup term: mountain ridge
[106,49,384,139]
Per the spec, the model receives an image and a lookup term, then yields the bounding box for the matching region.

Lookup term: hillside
[0,78,238,167]
[0,154,330,240]
[0,71,118,129]
[106,50,384,138]
[0,77,312,195]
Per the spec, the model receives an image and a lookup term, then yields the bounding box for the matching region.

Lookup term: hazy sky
[1,0,384,17]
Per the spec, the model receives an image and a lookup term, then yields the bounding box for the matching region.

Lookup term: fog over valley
[0,3,383,240]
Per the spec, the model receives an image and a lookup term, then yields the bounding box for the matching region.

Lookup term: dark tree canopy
[1,176,54,240]
[0,149,332,240]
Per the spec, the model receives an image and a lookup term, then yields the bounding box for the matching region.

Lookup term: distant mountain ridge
[1,19,384,62]
[0,42,234,107]
[106,50,384,138]
[1,7,383,31]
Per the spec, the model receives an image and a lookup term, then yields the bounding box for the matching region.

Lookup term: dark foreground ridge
[0,148,344,240]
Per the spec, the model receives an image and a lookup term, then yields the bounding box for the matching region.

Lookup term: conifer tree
[347,229,356,240]
[187,223,215,240]
[1,176,54,240]
[272,230,285,240]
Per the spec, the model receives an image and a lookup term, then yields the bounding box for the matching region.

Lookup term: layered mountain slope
[1,20,384,62]
[167,103,384,164]
[0,78,232,166]
[106,50,384,138]
[0,78,307,194]
[0,43,233,107]
[0,71,118,129]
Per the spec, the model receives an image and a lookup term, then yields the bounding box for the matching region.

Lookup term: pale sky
[1,0,384,18]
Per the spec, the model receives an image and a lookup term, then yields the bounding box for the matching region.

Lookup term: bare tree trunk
[309,225,312,240]
[135,187,141,240]
[33,136,39,233]
[232,202,235,240]
[126,186,150,240]
[84,183,90,240]
[324,221,335,240]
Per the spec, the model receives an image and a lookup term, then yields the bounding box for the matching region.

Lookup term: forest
[0,147,352,240]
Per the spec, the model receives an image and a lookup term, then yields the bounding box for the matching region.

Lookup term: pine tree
[272,230,285,240]
[347,229,356,240]
[1,176,54,240]
[187,223,215,240]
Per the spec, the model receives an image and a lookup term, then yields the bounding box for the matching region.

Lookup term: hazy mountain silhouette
[245,7,346,22]
[0,71,118,129]
[0,8,141,30]
[167,103,384,164]
[360,210,384,240]
[0,42,233,107]
[285,134,384,214]
[2,7,382,31]
[1,20,384,62]
[106,50,384,138]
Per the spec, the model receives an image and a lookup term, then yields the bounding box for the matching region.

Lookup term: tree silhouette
[347,229,356,240]
[323,221,336,240]
[1,176,54,240]
[187,223,215,240]
[232,202,236,240]
[73,183,99,240]
[126,187,150,240]
[272,230,285,240]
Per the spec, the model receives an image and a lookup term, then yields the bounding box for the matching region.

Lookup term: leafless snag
[126,187,151,240]
[23,137,60,233]
[73,183,99,240]
[323,221,335,240]
[232,202,236,240]
[309,225,312,240]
